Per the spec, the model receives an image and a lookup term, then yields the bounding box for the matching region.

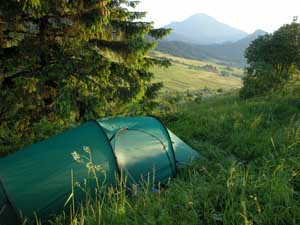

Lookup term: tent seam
[91,120,122,179]
[111,129,139,185]
[148,116,178,177]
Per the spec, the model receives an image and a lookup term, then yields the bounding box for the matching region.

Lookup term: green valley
[151,51,243,93]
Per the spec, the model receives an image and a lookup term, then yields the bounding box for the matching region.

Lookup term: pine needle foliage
[0,0,171,155]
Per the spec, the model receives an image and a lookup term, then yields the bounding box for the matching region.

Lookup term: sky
[135,0,300,33]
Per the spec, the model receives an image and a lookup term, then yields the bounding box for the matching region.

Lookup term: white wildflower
[86,162,93,173]
[83,146,91,153]
[71,151,82,163]
[94,164,104,172]
[74,181,81,188]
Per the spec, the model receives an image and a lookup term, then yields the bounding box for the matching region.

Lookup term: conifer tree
[0,0,171,154]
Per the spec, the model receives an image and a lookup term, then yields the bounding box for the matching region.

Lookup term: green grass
[31,90,300,225]
[162,92,300,224]
[151,51,243,92]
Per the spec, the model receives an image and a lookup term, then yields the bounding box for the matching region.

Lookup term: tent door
[111,129,174,187]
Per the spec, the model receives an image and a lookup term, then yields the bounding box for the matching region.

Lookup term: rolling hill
[157,30,267,66]
[150,51,243,93]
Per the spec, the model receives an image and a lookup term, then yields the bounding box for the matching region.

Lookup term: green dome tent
[0,116,199,225]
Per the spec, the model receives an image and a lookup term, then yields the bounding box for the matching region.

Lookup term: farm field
[151,51,243,92]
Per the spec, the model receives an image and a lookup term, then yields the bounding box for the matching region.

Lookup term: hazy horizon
[136,0,300,33]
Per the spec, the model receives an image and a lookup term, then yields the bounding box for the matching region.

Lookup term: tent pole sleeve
[92,121,122,179]
[149,116,178,177]
[109,127,128,142]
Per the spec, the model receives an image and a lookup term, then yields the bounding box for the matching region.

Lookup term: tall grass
[25,91,300,225]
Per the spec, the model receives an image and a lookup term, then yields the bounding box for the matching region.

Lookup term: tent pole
[92,121,122,179]
[149,116,178,177]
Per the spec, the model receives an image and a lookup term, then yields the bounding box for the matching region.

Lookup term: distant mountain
[164,13,248,45]
[157,30,267,66]
[198,29,268,64]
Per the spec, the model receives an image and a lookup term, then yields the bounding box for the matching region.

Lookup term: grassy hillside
[151,51,243,93]
[156,30,266,67]
[38,90,300,225]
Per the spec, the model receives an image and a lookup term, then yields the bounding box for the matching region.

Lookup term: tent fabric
[0,121,118,223]
[0,116,199,225]
[0,178,19,225]
[98,116,177,184]
[167,129,199,167]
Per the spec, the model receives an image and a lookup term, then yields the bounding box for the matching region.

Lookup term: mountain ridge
[157,29,267,66]
[164,13,249,45]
